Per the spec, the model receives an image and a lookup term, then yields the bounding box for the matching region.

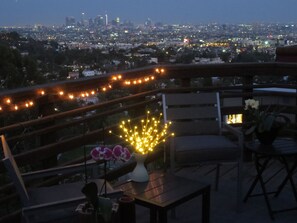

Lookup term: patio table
[115,171,210,223]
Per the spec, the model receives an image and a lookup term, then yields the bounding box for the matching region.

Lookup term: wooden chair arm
[22,161,98,181]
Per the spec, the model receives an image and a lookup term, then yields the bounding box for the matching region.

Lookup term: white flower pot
[130,153,149,182]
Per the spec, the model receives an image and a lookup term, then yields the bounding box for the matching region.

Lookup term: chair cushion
[173,135,239,164]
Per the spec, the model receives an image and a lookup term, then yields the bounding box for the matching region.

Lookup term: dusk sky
[1,0,297,26]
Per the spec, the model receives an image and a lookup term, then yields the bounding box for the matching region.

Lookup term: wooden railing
[0,62,297,222]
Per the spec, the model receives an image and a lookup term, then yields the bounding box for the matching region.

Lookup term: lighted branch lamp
[110,111,174,182]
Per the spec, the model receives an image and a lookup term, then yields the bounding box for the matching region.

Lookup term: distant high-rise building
[145,18,152,27]
[80,12,88,26]
[65,16,76,27]
[111,17,120,26]
[105,14,108,26]
[89,18,94,27]
[94,15,105,26]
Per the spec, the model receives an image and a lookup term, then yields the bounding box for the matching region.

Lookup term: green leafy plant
[244,99,290,135]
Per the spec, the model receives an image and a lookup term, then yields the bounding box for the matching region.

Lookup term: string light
[5,98,11,104]
[0,68,165,112]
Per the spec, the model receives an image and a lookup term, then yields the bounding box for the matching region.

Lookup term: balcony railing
[0,62,297,222]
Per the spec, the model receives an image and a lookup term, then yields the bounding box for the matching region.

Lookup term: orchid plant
[244,99,290,135]
[83,145,131,222]
[90,145,131,195]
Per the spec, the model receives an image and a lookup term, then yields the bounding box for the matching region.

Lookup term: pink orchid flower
[112,145,131,162]
[90,146,113,161]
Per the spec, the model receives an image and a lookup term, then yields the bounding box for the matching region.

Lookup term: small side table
[115,171,211,223]
[243,138,297,220]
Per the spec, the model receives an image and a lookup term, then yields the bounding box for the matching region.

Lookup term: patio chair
[0,134,121,223]
[162,92,244,209]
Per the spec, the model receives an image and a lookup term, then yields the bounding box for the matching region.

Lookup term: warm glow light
[111,111,173,154]
[226,114,243,124]
[2,68,167,112]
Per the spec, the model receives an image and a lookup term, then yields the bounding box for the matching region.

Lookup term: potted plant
[244,99,290,145]
[78,145,131,223]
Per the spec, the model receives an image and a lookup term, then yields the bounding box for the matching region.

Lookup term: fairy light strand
[0,68,165,112]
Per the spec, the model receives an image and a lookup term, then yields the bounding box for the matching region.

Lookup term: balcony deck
[47,159,297,223]
[133,161,297,223]
[1,62,297,222]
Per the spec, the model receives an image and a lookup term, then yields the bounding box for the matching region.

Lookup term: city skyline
[1,0,297,27]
